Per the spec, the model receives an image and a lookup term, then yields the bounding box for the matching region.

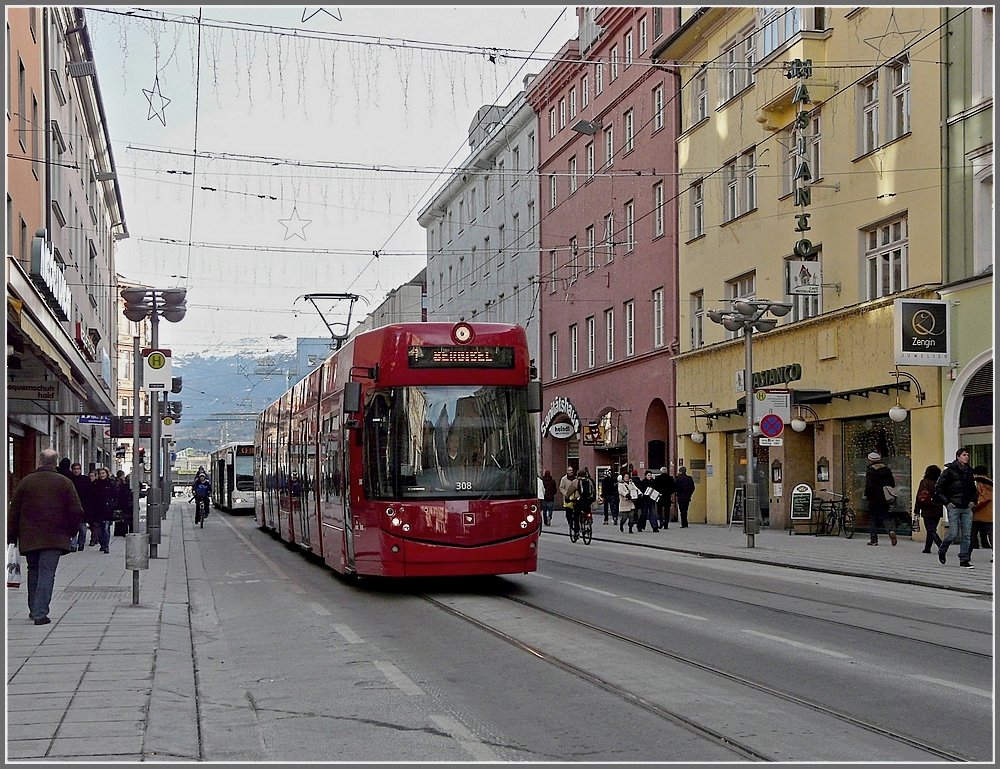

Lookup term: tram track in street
[541,553,993,659]
[421,592,973,762]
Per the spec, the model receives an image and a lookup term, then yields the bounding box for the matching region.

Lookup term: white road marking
[223,518,306,593]
[333,623,363,644]
[912,674,993,699]
[373,661,424,696]
[428,714,499,761]
[307,601,331,616]
[619,596,709,621]
[741,629,850,659]
[561,580,617,597]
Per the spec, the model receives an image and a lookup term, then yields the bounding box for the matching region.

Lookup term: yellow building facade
[653,7,959,532]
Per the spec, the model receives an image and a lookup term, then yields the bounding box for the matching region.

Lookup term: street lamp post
[121,287,187,558]
[707,299,792,548]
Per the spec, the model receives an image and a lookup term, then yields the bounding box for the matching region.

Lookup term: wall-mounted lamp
[686,405,714,444]
[790,404,820,432]
[887,366,926,422]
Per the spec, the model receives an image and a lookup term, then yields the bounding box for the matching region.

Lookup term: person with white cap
[864,451,898,546]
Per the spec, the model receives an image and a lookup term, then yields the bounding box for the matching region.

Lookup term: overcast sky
[88,5,578,355]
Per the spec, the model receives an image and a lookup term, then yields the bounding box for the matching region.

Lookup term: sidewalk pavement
[6,505,993,761]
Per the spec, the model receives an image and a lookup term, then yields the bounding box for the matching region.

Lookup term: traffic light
[171,376,183,394]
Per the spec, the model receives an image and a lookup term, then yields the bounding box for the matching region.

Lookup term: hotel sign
[894,299,951,366]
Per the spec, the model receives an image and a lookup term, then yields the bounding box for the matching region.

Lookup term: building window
[887,55,910,140]
[724,160,739,222]
[469,187,477,220]
[569,237,579,283]
[785,252,822,322]
[497,159,505,198]
[569,155,578,193]
[865,216,908,299]
[559,98,566,130]
[549,174,558,211]
[693,67,708,124]
[586,316,596,368]
[483,175,490,210]
[639,16,648,53]
[610,45,619,80]
[624,31,633,67]
[653,182,664,238]
[604,212,615,263]
[548,250,558,294]
[653,7,663,38]
[512,212,520,257]
[469,246,477,284]
[570,324,579,373]
[652,84,664,132]
[691,180,704,239]
[859,75,878,155]
[971,149,993,275]
[722,27,755,102]
[586,141,595,178]
[586,225,596,271]
[624,199,635,252]
[596,61,604,94]
[527,201,535,243]
[761,7,802,58]
[624,300,635,357]
[605,308,615,363]
[483,236,490,278]
[511,147,519,185]
[569,86,577,119]
[458,200,464,232]
[528,131,535,169]
[550,332,558,379]
[549,108,557,139]
[582,74,590,107]
[18,57,26,150]
[690,290,704,349]
[722,150,756,222]
[604,126,614,167]
[652,287,664,348]
[624,108,635,153]
[743,148,757,213]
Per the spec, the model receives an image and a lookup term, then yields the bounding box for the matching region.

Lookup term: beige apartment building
[653,7,991,531]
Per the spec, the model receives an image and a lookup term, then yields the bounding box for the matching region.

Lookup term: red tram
[254,322,543,578]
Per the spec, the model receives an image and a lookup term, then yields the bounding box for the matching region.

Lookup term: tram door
[341,421,356,572]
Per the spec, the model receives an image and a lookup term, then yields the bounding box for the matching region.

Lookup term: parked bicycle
[819,491,855,538]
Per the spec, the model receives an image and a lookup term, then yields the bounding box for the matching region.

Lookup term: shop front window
[727,431,770,525]
[842,416,912,530]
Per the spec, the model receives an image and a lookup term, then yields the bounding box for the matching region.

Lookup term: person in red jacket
[7,448,84,625]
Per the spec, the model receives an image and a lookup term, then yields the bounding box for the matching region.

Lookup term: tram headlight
[385,507,395,516]
[525,514,535,524]
[391,517,401,527]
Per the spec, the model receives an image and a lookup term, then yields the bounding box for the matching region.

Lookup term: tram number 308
[455,482,473,491]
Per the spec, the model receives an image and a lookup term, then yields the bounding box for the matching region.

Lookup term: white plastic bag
[941,506,950,527]
[6,543,22,589]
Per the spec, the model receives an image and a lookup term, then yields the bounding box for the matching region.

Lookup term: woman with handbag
[914,465,944,554]
[617,475,636,533]
[864,451,897,546]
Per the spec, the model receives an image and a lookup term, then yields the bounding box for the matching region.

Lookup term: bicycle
[568,509,594,545]
[193,495,210,528]
[820,491,855,538]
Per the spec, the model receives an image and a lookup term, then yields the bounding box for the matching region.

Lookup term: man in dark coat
[7,448,84,625]
[652,467,675,530]
[674,467,695,528]
[935,447,979,568]
[69,463,92,551]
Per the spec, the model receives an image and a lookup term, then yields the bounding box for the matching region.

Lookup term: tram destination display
[408,345,515,368]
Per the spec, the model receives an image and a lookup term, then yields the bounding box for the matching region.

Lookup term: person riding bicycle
[192,473,212,519]
[573,468,597,536]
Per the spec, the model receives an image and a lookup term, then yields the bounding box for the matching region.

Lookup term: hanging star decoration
[862,10,923,63]
[142,75,171,126]
[301,7,343,23]
[278,207,312,241]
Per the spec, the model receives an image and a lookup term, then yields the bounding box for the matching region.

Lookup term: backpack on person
[578,476,594,502]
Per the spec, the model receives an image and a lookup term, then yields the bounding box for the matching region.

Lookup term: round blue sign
[760,413,784,438]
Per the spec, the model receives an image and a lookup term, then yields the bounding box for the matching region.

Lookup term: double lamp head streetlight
[705,299,792,546]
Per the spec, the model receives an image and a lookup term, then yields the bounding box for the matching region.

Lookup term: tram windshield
[364,385,537,500]
[234,454,256,491]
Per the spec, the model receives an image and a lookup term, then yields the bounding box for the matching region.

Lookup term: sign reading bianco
[894,299,951,366]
